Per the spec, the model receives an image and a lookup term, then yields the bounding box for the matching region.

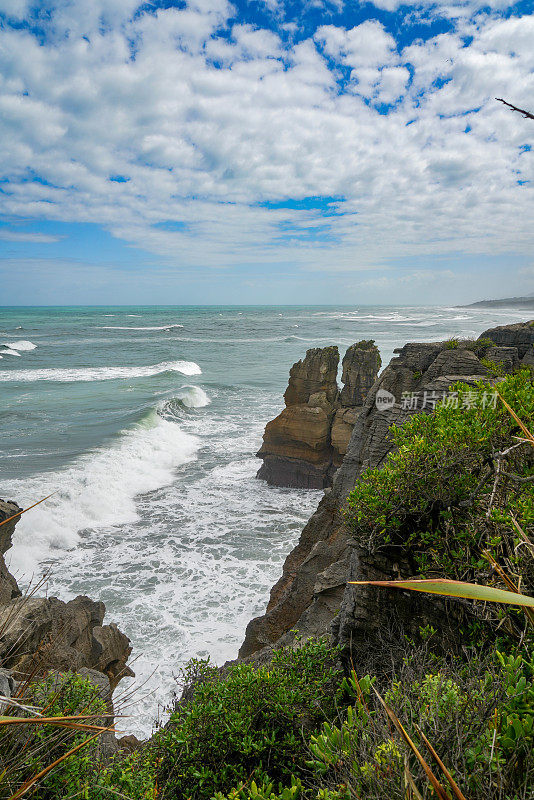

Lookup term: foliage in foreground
[0,671,155,800]
[345,370,534,587]
[213,645,534,800]
[151,640,342,800]
[1,370,533,799]
[3,638,532,800]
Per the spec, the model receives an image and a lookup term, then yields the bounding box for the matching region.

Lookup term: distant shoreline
[460,296,534,309]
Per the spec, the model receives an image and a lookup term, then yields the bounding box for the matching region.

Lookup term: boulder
[0,595,133,690]
[0,501,133,692]
[484,346,520,372]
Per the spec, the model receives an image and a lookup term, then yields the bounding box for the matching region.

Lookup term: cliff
[240,321,534,663]
[256,342,381,488]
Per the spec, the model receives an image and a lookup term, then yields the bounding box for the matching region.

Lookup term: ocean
[0,304,530,735]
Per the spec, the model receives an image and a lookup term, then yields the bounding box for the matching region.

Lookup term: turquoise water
[0,304,529,734]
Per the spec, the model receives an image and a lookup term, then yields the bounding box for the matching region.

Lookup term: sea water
[0,304,529,735]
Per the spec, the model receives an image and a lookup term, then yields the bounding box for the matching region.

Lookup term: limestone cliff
[240,321,534,663]
[256,342,381,489]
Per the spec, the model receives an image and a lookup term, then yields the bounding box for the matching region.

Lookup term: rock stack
[256,341,381,489]
[240,320,534,662]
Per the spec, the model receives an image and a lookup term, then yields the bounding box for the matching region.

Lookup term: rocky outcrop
[0,595,133,690]
[256,342,381,489]
[339,342,382,407]
[241,324,530,663]
[0,503,133,691]
[479,320,534,360]
[283,346,340,406]
[0,501,23,605]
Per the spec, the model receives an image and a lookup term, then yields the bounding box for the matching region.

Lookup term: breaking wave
[8,410,200,574]
[0,361,202,383]
[3,340,37,351]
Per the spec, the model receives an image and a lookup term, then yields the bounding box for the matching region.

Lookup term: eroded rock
[0,501,133,692]
[241,325,528,663]
[256,342,380,489]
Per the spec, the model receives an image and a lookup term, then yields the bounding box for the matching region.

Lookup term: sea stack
[256,341,381,488]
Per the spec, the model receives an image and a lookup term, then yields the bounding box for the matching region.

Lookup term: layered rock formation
[256,342,381,489]
[0,501,132,691]
[240,321,533,664]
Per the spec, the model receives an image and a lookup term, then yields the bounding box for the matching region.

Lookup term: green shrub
[345,370,534,580]
[151,639,342,800]
[307,648,534,800]
[87,750,156,800]
[464,337,495,357]
[0,671,156,800]
[213,775,304,800]
[481,356,506,377]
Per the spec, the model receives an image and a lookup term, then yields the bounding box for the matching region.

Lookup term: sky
[0,0,533,305]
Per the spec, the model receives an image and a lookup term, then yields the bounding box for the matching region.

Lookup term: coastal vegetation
[0,363,533,799]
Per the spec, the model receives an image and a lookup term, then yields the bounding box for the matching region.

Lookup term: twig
[500,471,534,483]
[486,458,501,520]
[496,98,534,120]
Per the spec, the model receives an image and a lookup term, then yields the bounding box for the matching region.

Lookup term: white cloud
[0,231,64,242]
[0,3,532,277]
[315,21,397,68]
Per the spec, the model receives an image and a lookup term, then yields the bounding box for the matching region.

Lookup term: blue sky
[0,0,533,305]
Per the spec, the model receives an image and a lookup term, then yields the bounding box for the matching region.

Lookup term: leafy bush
[464,337,495,357]
[151,639,342,800]
[481,356,506,377]
[307,648,534,800]
[0,671,156,800]
[213,776,304,800]
[345,370,534,581]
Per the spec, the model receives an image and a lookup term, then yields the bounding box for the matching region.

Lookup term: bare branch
[496,98,534,120]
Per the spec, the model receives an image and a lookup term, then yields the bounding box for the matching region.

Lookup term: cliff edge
[240,321,534,663]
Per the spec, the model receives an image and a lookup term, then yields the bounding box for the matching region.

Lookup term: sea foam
[161,386,211,416]
[0,361,201,382]
[7,411,200,574]
[4,340,37,351]
[99,324,184,331]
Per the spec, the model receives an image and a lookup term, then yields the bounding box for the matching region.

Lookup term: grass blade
[349,578,534,607]
[7,727,110,800]
[0,494,56,529]
[372,687,450,800]
[495,391,534,447]
[414,724,468,800]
